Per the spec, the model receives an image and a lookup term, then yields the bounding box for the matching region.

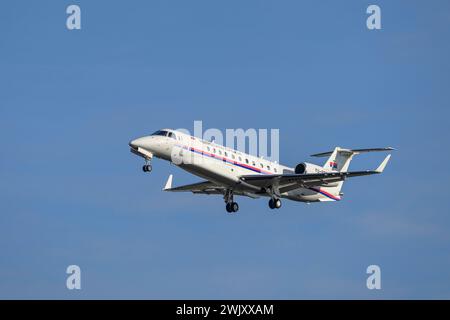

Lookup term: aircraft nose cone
[129,137,151,149]
[129,139,138,148]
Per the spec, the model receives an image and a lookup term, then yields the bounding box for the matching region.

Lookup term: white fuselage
[130,129,337,202]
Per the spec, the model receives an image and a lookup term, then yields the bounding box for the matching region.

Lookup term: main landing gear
[226,202,239,213]
[268,198,282,209]
[142,159,152,173]
[265,185,281,210]
[224,189,239,213]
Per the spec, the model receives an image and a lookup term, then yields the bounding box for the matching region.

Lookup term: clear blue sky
[1,0,450,299]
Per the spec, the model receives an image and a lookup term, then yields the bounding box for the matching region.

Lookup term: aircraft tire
[274,199,282,209]
[142,164,152,172]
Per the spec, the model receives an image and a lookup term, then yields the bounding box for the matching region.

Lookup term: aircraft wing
[162,174,225,194]
[240,155,391,193]
[162,155,390,196]
[163,175,261,198]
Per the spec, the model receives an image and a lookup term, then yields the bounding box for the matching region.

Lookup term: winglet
[163,174,173,190]
[375,154,391,173]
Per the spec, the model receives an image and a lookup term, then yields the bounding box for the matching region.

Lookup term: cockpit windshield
[151,130,176,139]
[151,130,169,136]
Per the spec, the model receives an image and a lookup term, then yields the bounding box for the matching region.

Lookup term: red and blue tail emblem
[329,161,338,169]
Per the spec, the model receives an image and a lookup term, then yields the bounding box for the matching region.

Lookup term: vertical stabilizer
[310,147,394,199]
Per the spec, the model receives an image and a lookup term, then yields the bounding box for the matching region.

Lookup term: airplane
[129,128,393,213]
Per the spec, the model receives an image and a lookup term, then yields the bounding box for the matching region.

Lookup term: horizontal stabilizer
[311,147,394,157]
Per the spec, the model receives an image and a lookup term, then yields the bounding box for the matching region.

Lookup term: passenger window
[219,150,222,155]
[213,148,216,153]
[232,154,235,160]
[274,168,277,173]
[245,159,249,164]
[252,161,255,166]
[224,152,228,157]
[239,157,242,161]
[260,163,263,168]
[267,165,270,170]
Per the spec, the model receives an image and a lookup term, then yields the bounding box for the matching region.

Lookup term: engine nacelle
[295,162,340,187]
[294,162,324,174]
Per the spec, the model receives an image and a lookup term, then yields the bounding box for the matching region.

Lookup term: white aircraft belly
[179,155,240,186]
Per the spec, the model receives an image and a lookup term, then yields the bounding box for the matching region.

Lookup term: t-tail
[310,147,394,201]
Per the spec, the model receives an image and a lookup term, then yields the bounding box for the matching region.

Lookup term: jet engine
[294,162,323,174]
[295,162,340,187]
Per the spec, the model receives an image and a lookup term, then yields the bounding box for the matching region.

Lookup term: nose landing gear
[142,158,152,173]
[142,164,152,172]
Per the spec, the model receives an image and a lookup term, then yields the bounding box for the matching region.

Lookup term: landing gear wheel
[269,199,275,209]
[226,202,239,213]
[269,198,281,209]
[274,198,282,209]
[142,164,152,172]
[224,189,238,213]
